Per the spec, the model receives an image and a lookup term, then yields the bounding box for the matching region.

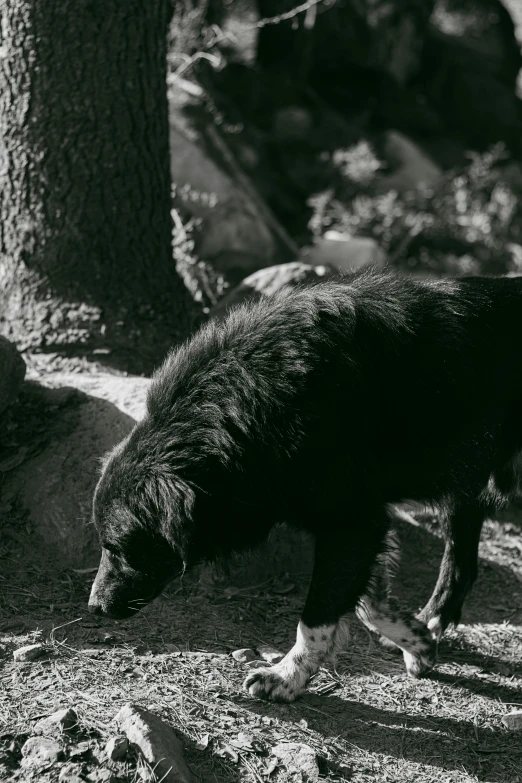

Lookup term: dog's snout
[87,600,104,616]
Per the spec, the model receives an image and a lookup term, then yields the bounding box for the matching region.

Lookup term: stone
[301,233,388,272]
[210,262,334,320]
[502,710,522,730]
[116,703,193,783]
[272,742,320,781]
[86,770,116,783]
[2,373,150,567]
[34,707,78,735]
[21,736,63,767]
[69,741,91,760]
[13,643,46,662]
[375,131,442,194]
[257,645,284,665]
[0,336,26,417]
[231,648,257,663]
[105,735,129,761]
[169,125,276,269]
[59,765,84,783]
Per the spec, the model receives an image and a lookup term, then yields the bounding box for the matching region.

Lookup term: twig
[256,0,325,29]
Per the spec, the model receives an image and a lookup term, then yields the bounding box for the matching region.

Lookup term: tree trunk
[0,0,197,373]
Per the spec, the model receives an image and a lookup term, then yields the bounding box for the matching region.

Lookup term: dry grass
[1,501,522,783]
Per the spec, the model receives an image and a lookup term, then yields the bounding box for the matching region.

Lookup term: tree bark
[0,0,197,372]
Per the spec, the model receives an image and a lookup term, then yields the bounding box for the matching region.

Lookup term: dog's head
[88,425,196,619]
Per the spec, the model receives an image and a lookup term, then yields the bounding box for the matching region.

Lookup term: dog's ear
[148,470,196,567]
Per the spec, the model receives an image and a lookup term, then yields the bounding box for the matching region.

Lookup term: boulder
[169,124,276,271]
[301,232,388,271]
[0,336,25,417]
[3,373,149,567]
[209,262,334,319]
[375,131,442,194]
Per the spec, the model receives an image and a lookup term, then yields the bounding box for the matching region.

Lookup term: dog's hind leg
[356,552,437,678]
[244,508,393,703]
[417,501,488,641]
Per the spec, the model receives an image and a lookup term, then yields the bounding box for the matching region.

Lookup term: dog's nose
[87,601,104,616]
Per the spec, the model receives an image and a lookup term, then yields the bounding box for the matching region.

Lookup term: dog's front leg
[244,520,390,702]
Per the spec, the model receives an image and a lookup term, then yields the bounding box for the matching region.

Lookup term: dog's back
[150,268,522,516]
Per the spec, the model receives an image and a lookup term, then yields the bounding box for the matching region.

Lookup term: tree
[0,0,197,374]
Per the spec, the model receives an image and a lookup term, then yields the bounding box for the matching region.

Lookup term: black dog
[88,267,522,701]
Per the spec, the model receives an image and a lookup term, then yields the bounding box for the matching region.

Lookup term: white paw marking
[244,621,336,702]
[427,616,443,641]
[357,600,437,677]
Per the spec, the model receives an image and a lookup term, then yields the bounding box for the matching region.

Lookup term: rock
[59,765,84,783]
[257,645,284,665]
[34,707,78,735]
[116,703,193,783]
[105,735,128,761]
[231,648,257,663]
[375,131,442,194]
[210,262,334,320]
[69,741,91,759]
[0,336,26,417]
[2,373,150,566]
[301,233,388,272]
[21,736,63,767]
[199,201,275,274]
[502,710,522,730]
[86,771,116,783]
[272,106,313,141]
[272,742,320,781]
[13,643,46,662]
[169,125,276,269]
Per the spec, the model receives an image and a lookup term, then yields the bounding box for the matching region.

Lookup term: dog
[88,267,522,702]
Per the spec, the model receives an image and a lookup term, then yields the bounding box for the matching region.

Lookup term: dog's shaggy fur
[89,267,522,701]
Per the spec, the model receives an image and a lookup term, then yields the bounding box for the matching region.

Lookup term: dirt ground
[1,494,521,782]
[2,4,522,778]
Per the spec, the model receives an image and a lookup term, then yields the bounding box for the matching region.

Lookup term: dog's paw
[416,609,448,642]
[243,665,304,703]
[426,615,444,642]
[402,639,437,678]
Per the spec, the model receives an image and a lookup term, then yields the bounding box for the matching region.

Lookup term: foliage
[309,143,522,277]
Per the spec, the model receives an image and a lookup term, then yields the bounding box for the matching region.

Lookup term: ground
[1,495,522,782]
[2,4,522,782]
